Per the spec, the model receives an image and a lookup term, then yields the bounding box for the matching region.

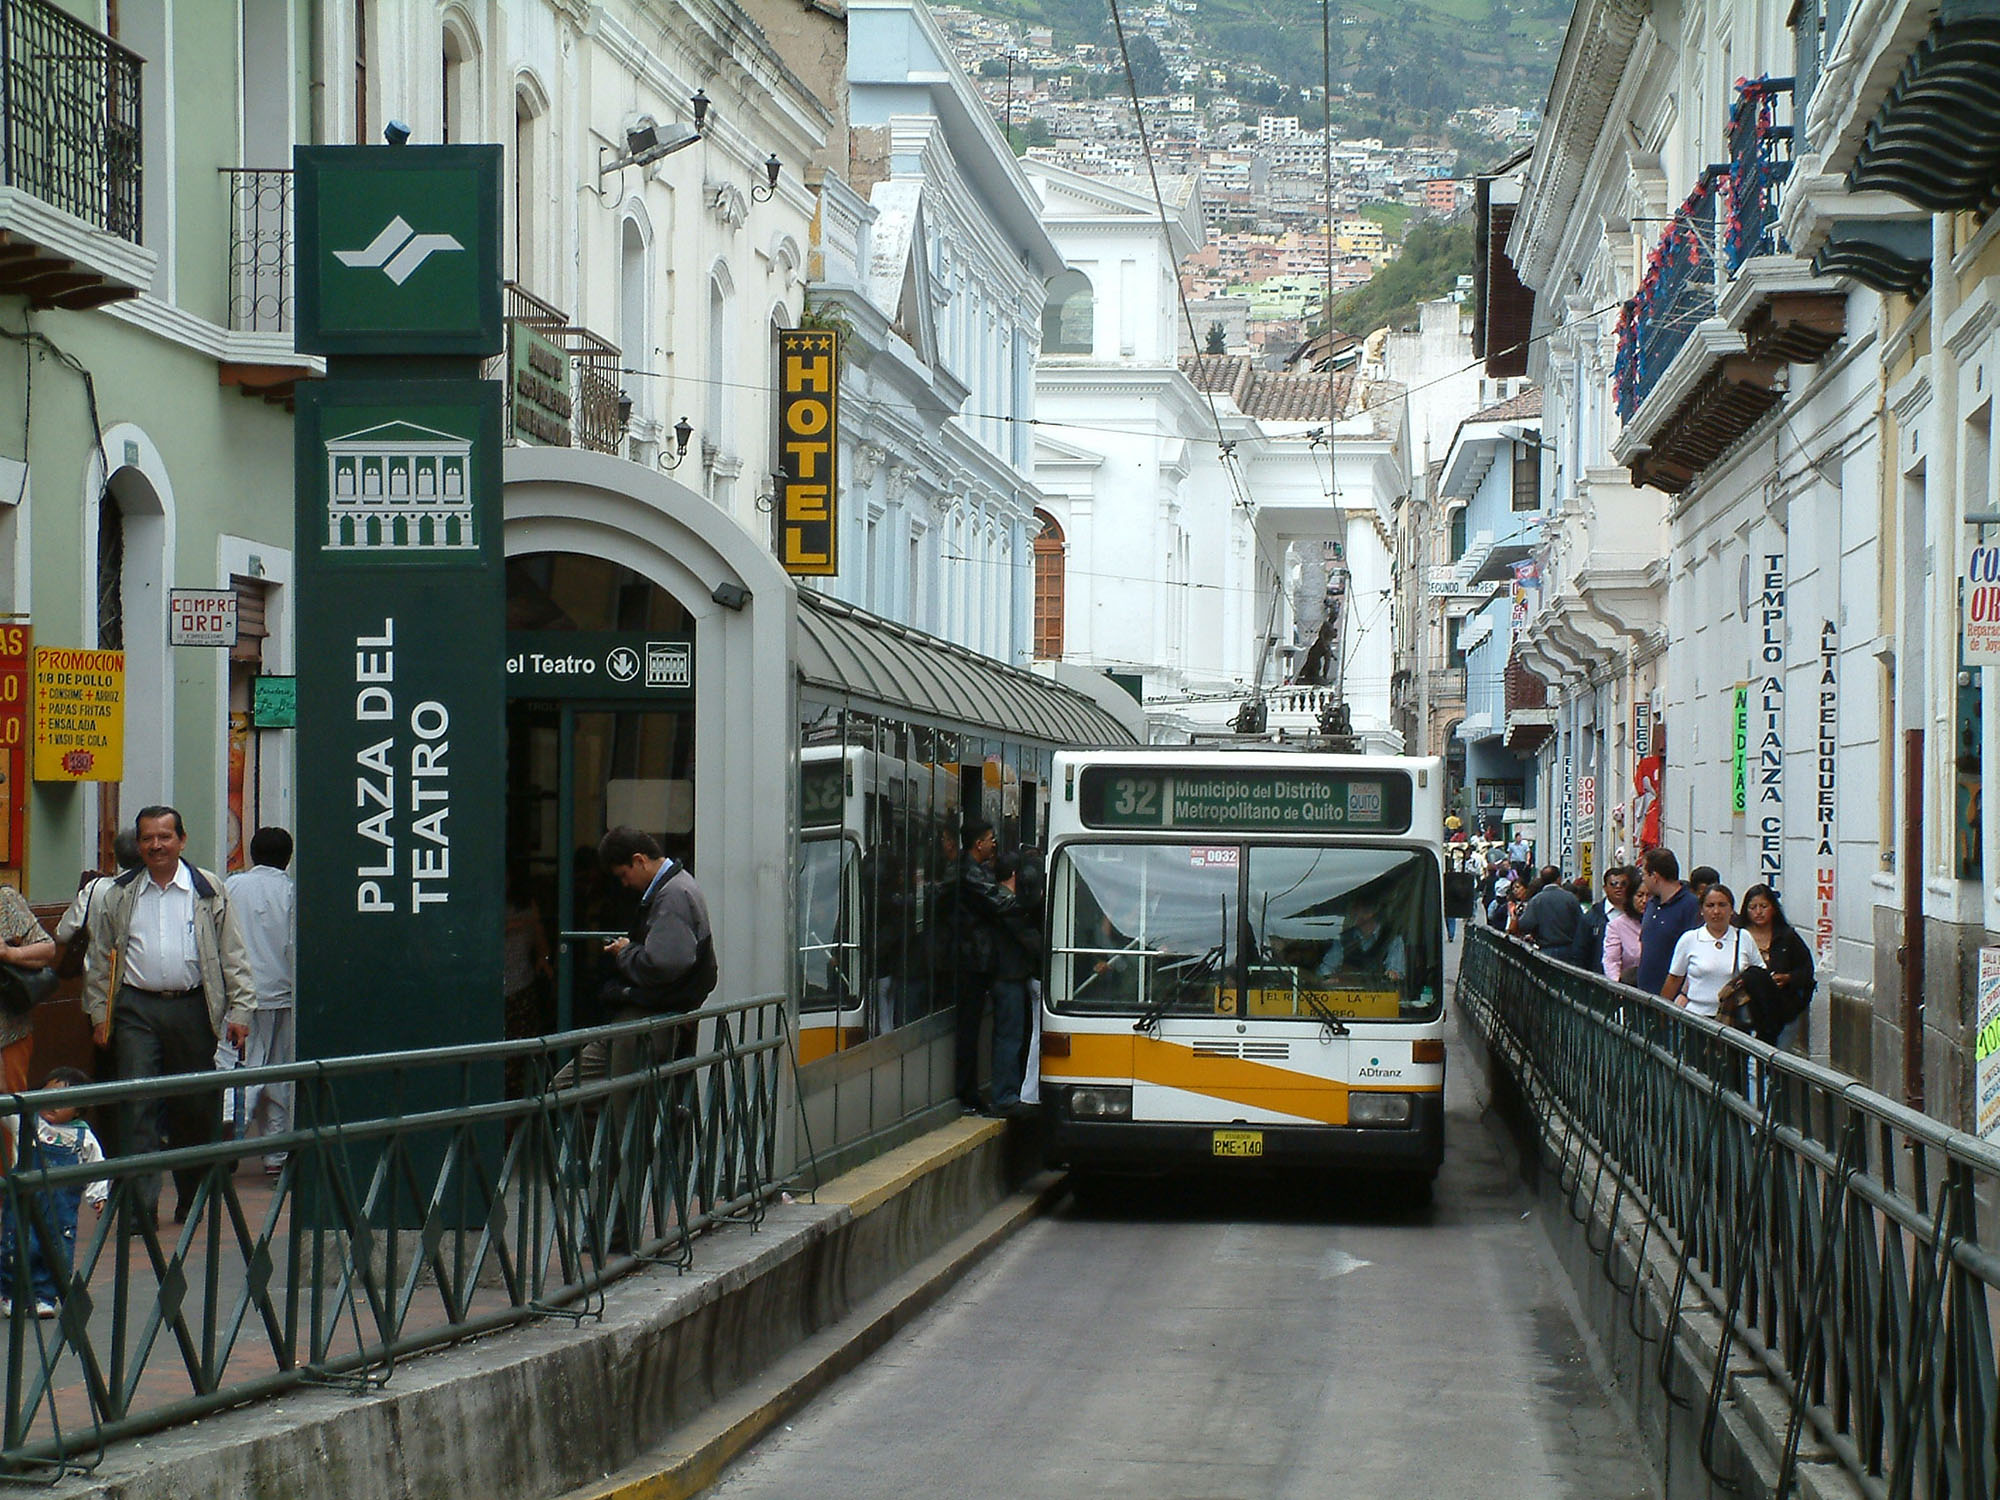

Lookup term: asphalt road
[708,940,1656,1500]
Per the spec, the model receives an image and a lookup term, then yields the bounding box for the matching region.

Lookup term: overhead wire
[1103,0,1261,517]
[610,296,1633,455]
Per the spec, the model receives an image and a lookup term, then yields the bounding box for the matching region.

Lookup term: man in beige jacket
[84,806,253,1228]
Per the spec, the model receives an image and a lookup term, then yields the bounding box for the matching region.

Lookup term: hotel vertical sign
[776,328,838,576]
[294,145,505,1062]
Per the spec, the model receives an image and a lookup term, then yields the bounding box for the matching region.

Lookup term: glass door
[505,701,695,1035]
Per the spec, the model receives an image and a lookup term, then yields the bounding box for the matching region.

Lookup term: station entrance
[504,553,696,1041]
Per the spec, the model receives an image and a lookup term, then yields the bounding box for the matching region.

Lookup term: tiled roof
[1463,386,1543,424]
[1179,355,1355,423]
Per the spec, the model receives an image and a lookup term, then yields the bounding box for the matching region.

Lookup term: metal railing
[0,0,141,241]
[1725,77,1795,272]
[223,168,292,333]
[0,995,789,1477]
[1460,926,2000,1500]
[1612,167,1724,421]
[490,282,626,455]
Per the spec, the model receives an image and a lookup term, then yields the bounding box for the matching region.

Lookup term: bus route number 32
[1111,777,1160,821]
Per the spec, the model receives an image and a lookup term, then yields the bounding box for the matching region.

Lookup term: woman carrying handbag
[1661,883,1761,1020]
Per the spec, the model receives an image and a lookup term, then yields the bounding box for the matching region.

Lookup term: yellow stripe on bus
[1040,1032,1437,1126]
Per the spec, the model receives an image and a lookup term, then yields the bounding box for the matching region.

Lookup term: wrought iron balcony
[224,168,291,334]
[1724,77,1794,271]
[1502,654,1554,754]
[1612,168,1723,423]
[492,283,625,455]
[0,0,147,307]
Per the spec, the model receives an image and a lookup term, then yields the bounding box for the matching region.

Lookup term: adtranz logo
[335,216,465,286]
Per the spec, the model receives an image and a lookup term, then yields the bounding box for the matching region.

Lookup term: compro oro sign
[32,647,122,781]
[170,589,238,647]
[1966,545,2000,663]
[776,328,838,576]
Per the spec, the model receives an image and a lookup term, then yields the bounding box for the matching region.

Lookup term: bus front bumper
[1045,1094,1445,1174]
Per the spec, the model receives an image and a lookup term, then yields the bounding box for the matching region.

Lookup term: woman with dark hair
[1731,883,1817,1048]
[1597,867,1645,985]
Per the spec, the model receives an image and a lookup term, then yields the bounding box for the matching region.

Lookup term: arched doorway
[504,551,697,1036]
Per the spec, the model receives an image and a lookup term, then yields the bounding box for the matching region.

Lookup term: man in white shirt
[226,828,294,1175]
[83,807,253,1229]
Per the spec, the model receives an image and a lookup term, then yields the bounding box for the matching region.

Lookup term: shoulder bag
[0,963,56,1017]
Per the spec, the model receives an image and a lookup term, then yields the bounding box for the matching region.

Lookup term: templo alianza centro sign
[294,143,504,1063]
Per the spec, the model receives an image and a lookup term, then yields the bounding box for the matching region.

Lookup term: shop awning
[795,590,1138,746]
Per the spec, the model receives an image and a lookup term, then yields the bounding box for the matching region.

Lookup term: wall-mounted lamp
[596,94,708,206]
[751,154,781,203]
[383,120,412,146]
[616,391,634,432]
[711,581,751,611]
[659,415,694,470]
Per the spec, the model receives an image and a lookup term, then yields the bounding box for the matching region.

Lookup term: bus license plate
[1212,1129,1263,1158]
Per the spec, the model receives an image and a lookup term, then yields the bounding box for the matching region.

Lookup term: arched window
[620,215,650,421]
[513,84,545,286]
[1041,269,1093,355]
[442,17,478,143]
[705,265,733,470]
[1032,510,1065,659]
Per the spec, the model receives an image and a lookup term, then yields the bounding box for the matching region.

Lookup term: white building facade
[1024,161,1406,742]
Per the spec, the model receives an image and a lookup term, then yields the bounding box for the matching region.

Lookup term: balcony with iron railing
[1502,651,1554,754]
[0,0,153,306]
[216,167,317,408]
[1612,79,1847,494]
[489,283,626,455]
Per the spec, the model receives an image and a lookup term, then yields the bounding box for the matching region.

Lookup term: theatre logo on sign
[317,411,482,562]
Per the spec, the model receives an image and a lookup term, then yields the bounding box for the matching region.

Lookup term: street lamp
[659,416,694,471]
[596,93,708,205]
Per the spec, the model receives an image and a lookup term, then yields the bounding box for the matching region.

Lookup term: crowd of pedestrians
[1450,839,1817,1050]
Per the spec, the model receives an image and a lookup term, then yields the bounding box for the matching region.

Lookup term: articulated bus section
[1039,749,1447,1180]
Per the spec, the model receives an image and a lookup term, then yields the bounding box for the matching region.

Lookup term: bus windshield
[1049,842,1442,1022]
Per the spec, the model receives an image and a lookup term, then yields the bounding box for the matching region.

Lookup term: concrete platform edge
[569,1169,1068,1500]
[46,1118,1019,1500]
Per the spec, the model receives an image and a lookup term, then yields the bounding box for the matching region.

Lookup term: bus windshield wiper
[1297,987,1352,1041]
[1134,899,1231,1036]
[1133,943,1220,1034]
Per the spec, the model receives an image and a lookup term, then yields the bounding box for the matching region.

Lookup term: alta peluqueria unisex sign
[293,145,506,1066]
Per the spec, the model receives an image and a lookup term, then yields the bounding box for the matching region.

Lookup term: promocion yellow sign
[32,646,124,782]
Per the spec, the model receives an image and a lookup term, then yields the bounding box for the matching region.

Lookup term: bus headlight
[1347,1093,1413,1128]
[1067,1086,1132,1120]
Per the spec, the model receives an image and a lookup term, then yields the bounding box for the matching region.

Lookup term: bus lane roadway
[708,946,1656,1500]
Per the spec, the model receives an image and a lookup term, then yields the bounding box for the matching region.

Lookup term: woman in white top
[1662,883,1761,1019]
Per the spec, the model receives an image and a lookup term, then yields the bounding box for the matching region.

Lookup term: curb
[568,1169,1068,1500]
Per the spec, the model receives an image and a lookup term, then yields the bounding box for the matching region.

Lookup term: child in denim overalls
[1,1068,107,1318]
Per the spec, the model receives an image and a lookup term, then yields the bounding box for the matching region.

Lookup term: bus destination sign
[1078,767,1411,834]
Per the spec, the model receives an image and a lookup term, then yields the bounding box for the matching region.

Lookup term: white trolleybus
[1039,749,1447,1183]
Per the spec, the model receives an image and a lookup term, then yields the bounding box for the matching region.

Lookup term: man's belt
[120,984,203,1000]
